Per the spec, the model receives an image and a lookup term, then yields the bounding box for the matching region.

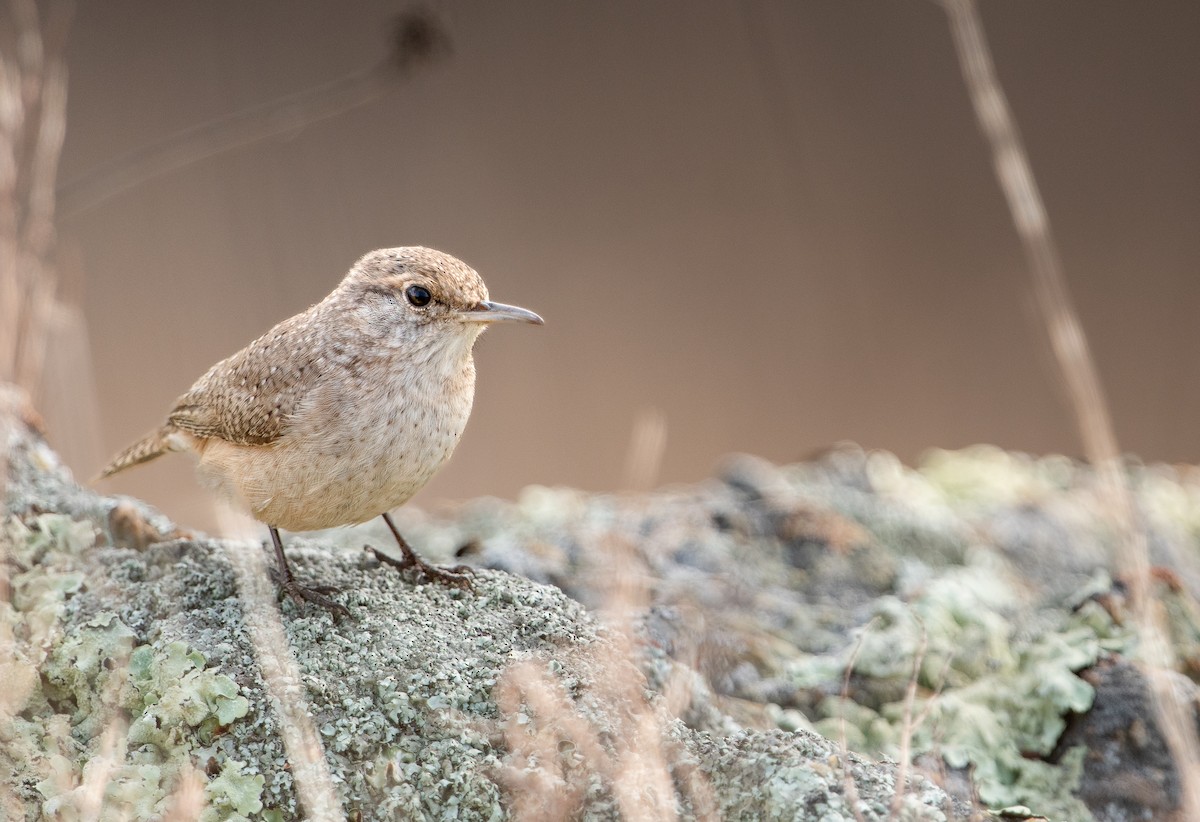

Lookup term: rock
[347,443,1200,821]
[1,387,961,820]
[1056,658,1196,821]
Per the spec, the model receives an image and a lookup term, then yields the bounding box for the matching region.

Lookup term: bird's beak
[456,300,544,325]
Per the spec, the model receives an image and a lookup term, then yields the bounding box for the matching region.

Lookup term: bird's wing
[167,312,323,446]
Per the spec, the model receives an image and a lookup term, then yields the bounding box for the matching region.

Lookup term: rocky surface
[343,446,1200,822]
[7,382,1200,821]
[1,388,965,820]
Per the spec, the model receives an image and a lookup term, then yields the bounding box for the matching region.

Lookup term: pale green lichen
[5,514,90,659]
[807,564,1114,820]
[125,641,251,748]
[204,759,266,821]
[789,448,1156,822]
[26,620,261,820]
[2,512,259,821]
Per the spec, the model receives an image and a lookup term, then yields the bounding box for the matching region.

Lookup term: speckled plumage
[101,247,540,538]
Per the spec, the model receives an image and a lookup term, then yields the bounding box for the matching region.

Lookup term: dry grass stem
[0,0,70,403]
[77,724,123,820]
[839,618,876,822]
[498,514,717,820]
[623,407,667,493]
[38,301,106,473]
[890,621,928,820]
[222,540,345,822]
[912,654,953,733]
[162,763,208,822]
[938,0,1200,814]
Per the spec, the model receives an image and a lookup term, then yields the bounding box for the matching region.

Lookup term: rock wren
[99,247,543,614]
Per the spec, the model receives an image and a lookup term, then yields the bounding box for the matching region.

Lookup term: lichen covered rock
[366,446,1200,821]
[1,392,959,821]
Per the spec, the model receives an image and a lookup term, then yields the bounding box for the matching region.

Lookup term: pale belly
[193,381,473,532]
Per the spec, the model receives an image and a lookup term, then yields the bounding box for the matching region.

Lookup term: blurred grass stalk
[0,0,68,398]
[939,0,1200,813]
[221,539,344,821]
[497,410,720,820]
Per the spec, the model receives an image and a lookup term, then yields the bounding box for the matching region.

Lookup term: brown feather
[165,306,337,447]
[97,426,175,478]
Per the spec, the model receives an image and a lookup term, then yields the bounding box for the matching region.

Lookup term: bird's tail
[96,426,177,480]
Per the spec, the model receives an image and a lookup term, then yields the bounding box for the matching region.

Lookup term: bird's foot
[268,567,350,616]
[367,545,475,591]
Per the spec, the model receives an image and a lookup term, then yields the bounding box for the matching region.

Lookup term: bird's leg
[369,512,475,590]
[268,526,350,616]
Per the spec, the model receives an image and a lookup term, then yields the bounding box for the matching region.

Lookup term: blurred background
[27,1,1200,531]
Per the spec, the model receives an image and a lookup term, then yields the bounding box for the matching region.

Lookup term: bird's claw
[269,567,350,616]
[282,580,351,616]
[367,545,476,591]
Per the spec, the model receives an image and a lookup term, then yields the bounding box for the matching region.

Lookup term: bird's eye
[405,285,432,307]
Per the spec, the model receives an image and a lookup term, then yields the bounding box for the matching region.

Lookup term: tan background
[52,1,1200,532]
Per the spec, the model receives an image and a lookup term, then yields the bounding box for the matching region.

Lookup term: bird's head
[337,246,543,356]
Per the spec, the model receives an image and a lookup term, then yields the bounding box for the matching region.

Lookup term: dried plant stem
[623,408,667,492]
[0,0,70,401]
[497,519,719,820]
[223,541,345,822]
[890,622,927,820]
[162,763,208,822]
[938,0,1200,814]
[77,724,124,819]
[839,620,875,822]
[912,654,953,732]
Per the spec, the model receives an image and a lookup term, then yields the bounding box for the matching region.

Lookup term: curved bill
[456,300,544,325]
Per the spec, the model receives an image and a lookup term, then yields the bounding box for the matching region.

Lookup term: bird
[98,247,543,615]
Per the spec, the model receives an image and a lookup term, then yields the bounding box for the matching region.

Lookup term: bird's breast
[203,357,477,531]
